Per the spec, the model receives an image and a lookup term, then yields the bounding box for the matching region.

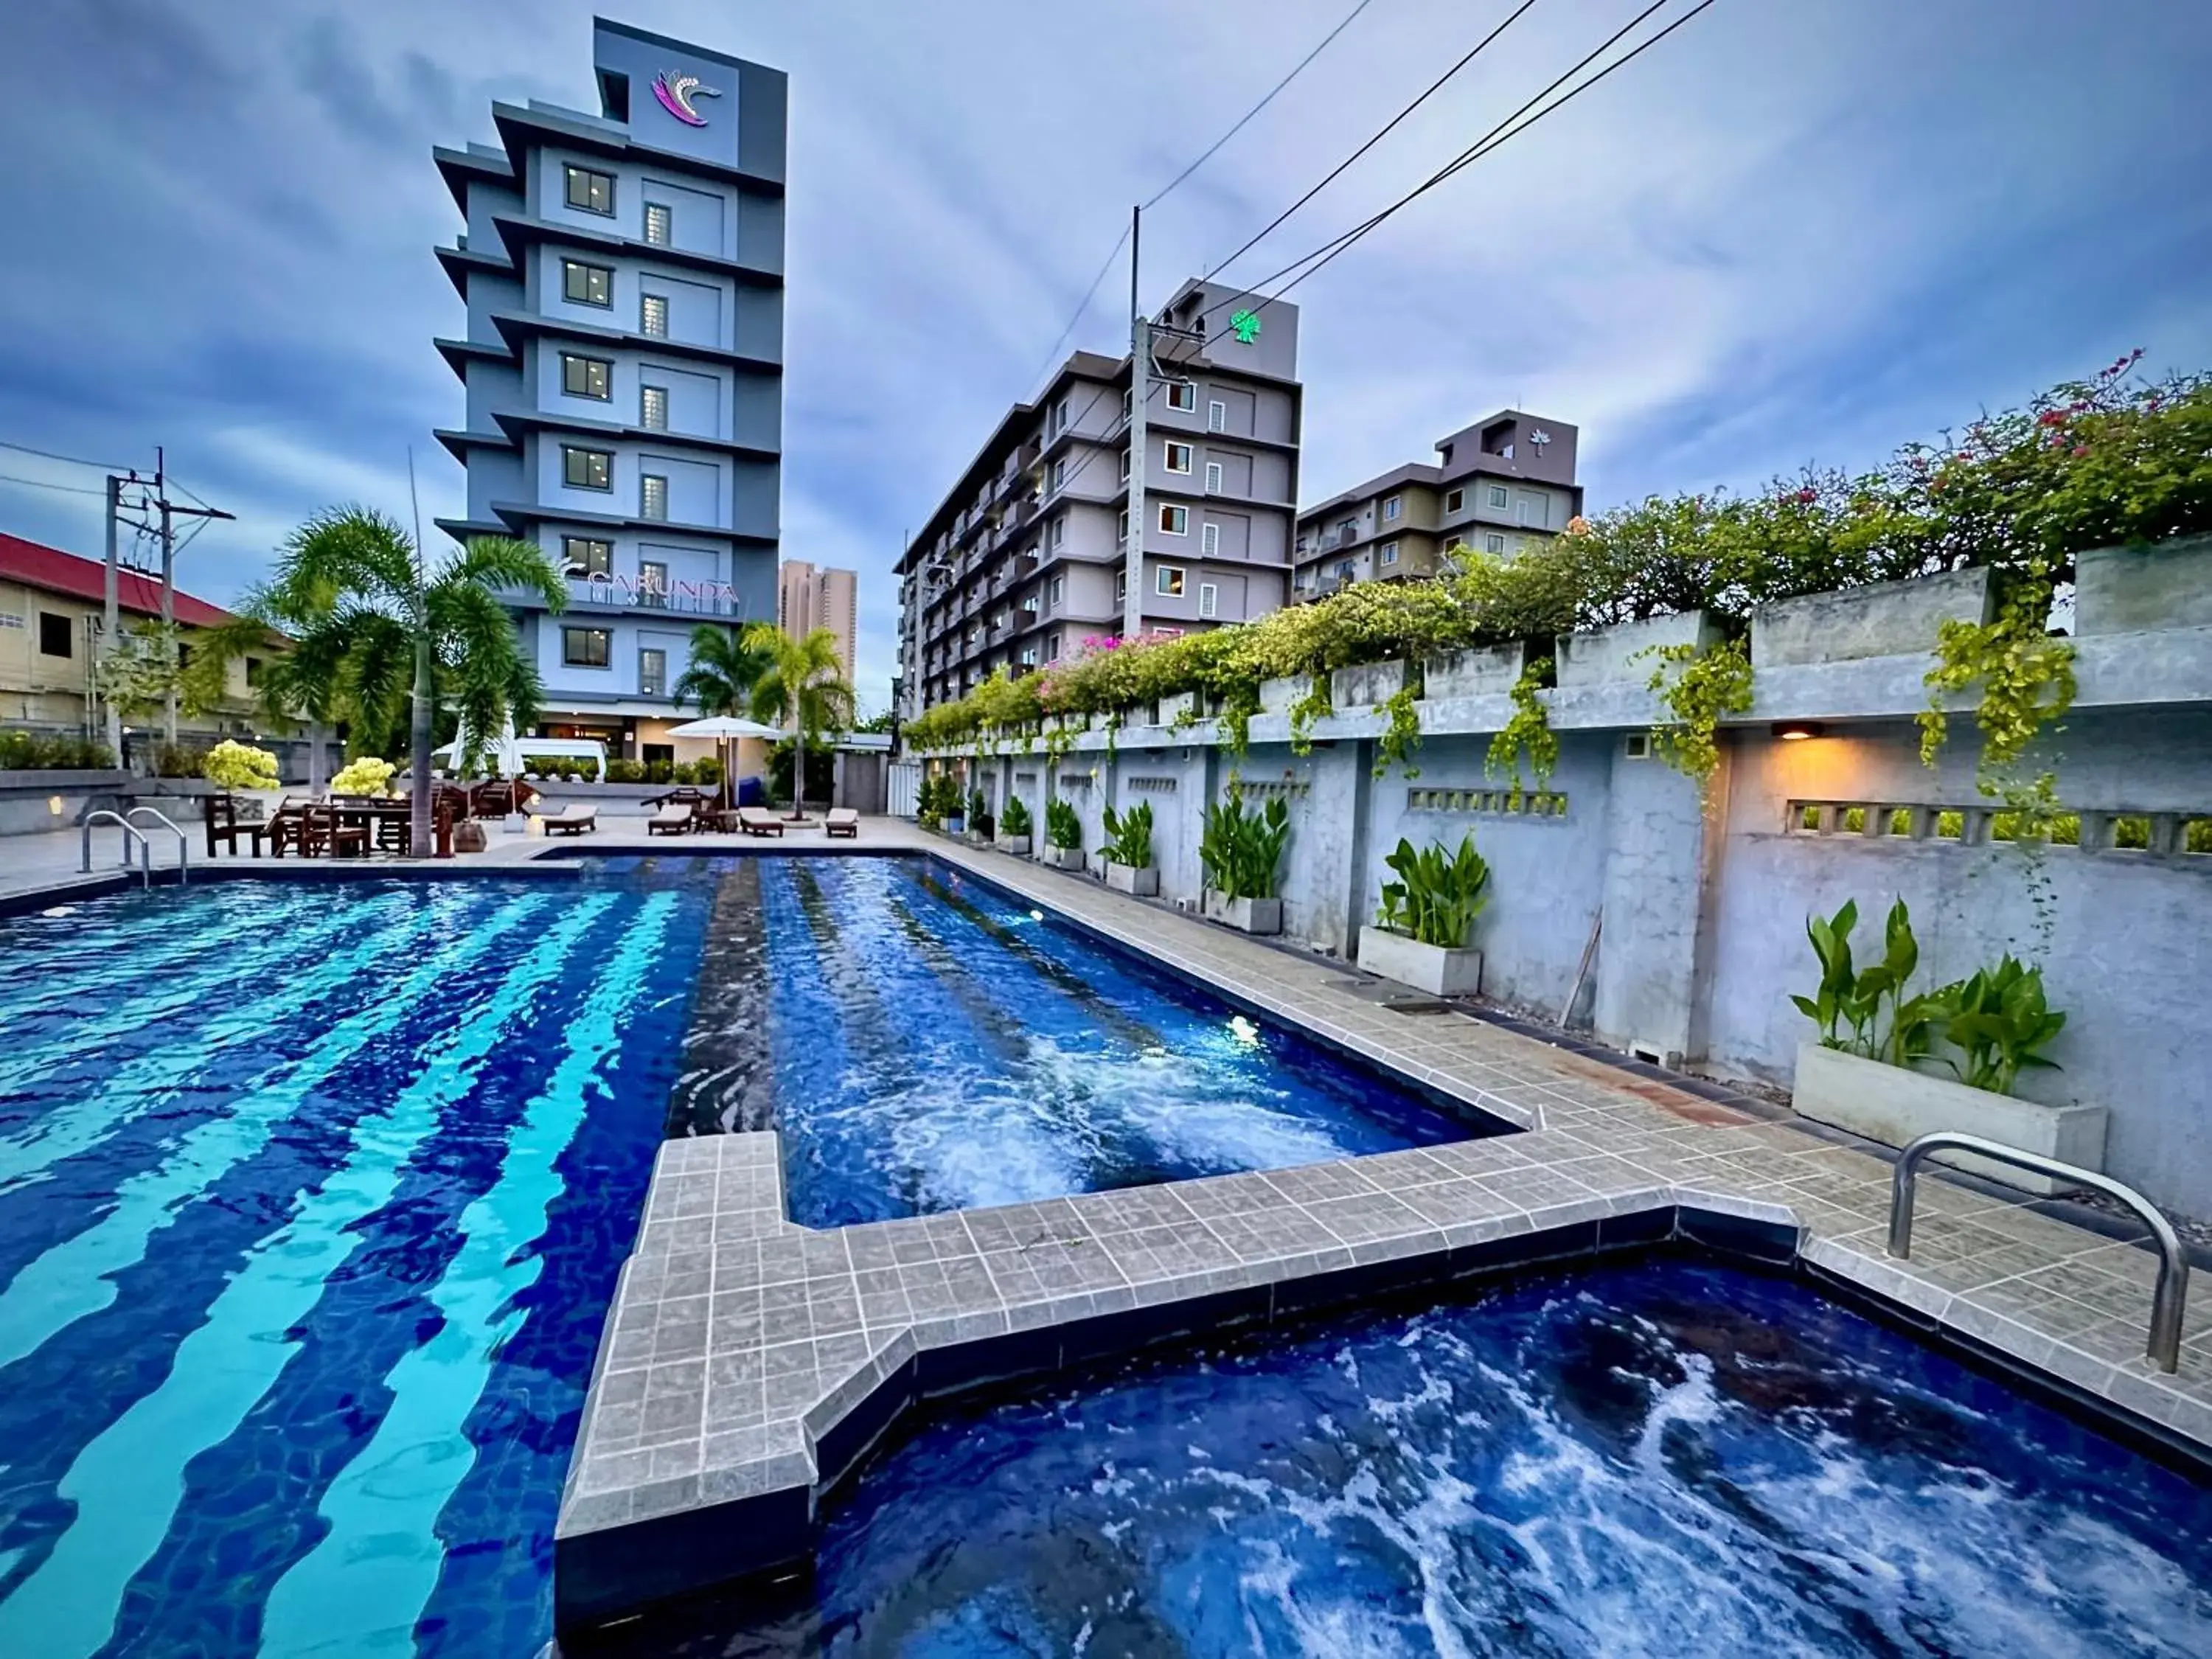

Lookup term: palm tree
[747,622,854,819]
[199,506,564,856]
[672,622,773,715]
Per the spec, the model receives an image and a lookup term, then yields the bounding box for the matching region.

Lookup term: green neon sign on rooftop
[1229,308,1261,344]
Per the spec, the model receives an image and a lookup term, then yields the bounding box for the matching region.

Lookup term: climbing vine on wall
[1375,684,1423,779]
[1643,638,1753,793]
[1486,657,1558,787]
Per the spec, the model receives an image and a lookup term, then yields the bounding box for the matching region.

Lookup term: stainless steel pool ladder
[1888,1132,2189,1374]
[79,807,190,888]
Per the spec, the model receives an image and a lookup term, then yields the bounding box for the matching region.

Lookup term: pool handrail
[1888,1131,2188,1374]
[124,806,189,886]
[80,810,153,886]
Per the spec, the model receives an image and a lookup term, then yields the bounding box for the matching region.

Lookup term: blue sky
[1,0,2207,714]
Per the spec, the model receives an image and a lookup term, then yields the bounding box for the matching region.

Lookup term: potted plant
[965,787,994,846]
[1357,833,1490,994]
[997,794,1033,856]
[202,739,280,821]
[1198,792,1290,934]
[939,776,965,835]
[1100,799,1158,896]
[1043,796,1085,872]
[1788,898,2105,1192]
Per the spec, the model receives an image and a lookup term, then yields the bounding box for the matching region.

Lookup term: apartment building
[0,531,258,735]
[1293,410,1582,597]
[896,279,1303,714]
[432,17,787,760]
[777,559,857,684]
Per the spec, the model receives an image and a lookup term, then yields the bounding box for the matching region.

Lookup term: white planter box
[943,817,966,835]
[1044,844,1085,872]
[995,834,1032,855]
[1204,892,1282,934]
[1791,1042,2108,1195]
[966,830,991,846]
[1154,692,1196,726]
[1258,674,1317,714]
[1423,643,1526,700]
[1555,611,1721,689]
[1357,928,1483,996]
[1104,860,1159,896]
[1330,659,1414,710]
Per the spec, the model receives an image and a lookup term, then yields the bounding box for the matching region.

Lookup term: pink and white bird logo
[652,70,720,126]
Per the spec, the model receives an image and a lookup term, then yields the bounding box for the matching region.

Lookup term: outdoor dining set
[201,782,518,859]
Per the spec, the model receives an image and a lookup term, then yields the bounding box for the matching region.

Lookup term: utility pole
[1123,204,1148,643]
[139,446,236,746]
[102,476,122,759]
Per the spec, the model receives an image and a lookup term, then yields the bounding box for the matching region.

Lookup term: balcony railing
[564,574,745,617]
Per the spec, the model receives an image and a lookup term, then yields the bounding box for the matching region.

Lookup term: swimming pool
[752,855,1488,1228]
[629,1256,2212,1657]
[0,874,709,1658]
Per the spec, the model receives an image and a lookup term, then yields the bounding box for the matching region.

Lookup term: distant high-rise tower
[778,560,857,685]
[431,17,787,758]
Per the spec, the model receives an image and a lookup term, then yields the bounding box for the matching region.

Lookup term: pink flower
[2070,444,2090,457]
[2037,409,2067,427]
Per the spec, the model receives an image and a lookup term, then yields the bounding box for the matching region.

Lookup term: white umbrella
[664,715,785,808]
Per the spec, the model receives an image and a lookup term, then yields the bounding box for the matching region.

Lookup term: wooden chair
[302,803,369,858]
[203,794,271,858]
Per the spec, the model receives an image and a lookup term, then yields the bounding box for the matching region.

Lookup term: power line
[0,437,135,473]
[1203,0,1540,283]
[0,472,112,498]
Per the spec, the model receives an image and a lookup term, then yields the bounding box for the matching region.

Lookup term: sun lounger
[824,808,859,838]
[646,804,695,836]
[737,808,785,838]
[539,804,597,836]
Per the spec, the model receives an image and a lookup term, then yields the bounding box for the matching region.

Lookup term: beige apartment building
[1293,410,1582,597]
[778,559,858,684]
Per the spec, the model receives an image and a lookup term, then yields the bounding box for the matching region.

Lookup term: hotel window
[1380,541,1399,565]
[564,164,615,215]
[1119,448,1132,484]
[1120,389,1132,422]
[37,612,72,658]
[640,383,669,431]
[640,473,669,521]
[1018,646,1037,667]
[1156,565,1186,597]
[1053,396,1070,434]
[561,352,611,400]
[563,445,613,490]
[1207,398,1227,432]
[1165,380,1196,412]
[1205,460,1223,494]
[1488,484,1509,509]
[1198,582,1218,619]
[1158,504,1188,535]
[1050,516,1067,549]
[1116,508,1129,544]
[639,560,669,605]
[1485,532,1507,554]
[639,293,669,338]
[563,535,613,576]
[1382,495,1402,521]
[245,656,264,686]
[1044,635,1061,661]
[643,201,672,247]
[1115,570,1129,601]
[1164,440,1193,475]
[1445,487,1465,512]
[638,647,667,697]
[1517,493,1543,526]
[563,259,613,307]
[1049,456,1067,491]
[1048,574,1065,607]
[562,626,611,667]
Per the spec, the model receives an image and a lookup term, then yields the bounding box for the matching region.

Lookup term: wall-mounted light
[1772,721,1826,742]
[48,796,65,815]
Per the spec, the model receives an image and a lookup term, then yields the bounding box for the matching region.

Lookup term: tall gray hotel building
[433,18,785,760]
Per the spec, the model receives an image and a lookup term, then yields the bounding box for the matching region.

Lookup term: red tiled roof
[0,531,239,630]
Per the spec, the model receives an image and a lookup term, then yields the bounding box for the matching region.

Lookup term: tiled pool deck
[11,819,2208,1630]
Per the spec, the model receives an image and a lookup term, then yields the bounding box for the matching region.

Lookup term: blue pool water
[0,874,711,1657]
[648,1257,2212,1658]
[757,856,1482,1228]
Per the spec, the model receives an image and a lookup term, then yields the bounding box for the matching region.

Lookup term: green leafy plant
[153,742,211,779]
[1644,637,1754,791]
[1374,834,1491,949]
[966,787,992,838]
[999,795,1032,838]
[1200,793,1291,900]
[1376,683,1423,779]
[1486,657,1557,787]
[330,756,397,797]
[1100,799,1154,869]
[1287,678,1332,756]
[0,731,116,771]
[1935,956,2067,1094]
[1045,796,1082,850]
[201,740,279,792]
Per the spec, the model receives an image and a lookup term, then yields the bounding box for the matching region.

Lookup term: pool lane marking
[0,888,425,1187]
[0,893,554,1373]
[255,892,677,1658]
[0,891,608,1659]
[0,888,264,1023]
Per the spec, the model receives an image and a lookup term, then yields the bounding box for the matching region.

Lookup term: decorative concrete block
[1043,844,1085,872]
[994,834,1031,856]
[1259,674,1318,714]
[1422,643,1526,700]
[1750,568,1994,668]
[1203,892,1283,935]
[1330,659,1416,710]
[2074,534,2212,636]
[1154,692,1197,726]
[1104,860,1159,896]
[1790,1043,2108,1195]
[1357,928,1483,995]
[1555,611,1720,689]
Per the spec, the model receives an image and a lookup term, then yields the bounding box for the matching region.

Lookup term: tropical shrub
[0,731,115,771]
[1200,793,1290,900]
[1100,799,1154,868]
[202,740,279,792]
[153,742,210,779]
[604,758,647,784]
[1935,956,2067,1094]
[1374,834,1491,949]
[330,756,397,797]
[999,795,1032,838]
[1045,796,1082,850]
